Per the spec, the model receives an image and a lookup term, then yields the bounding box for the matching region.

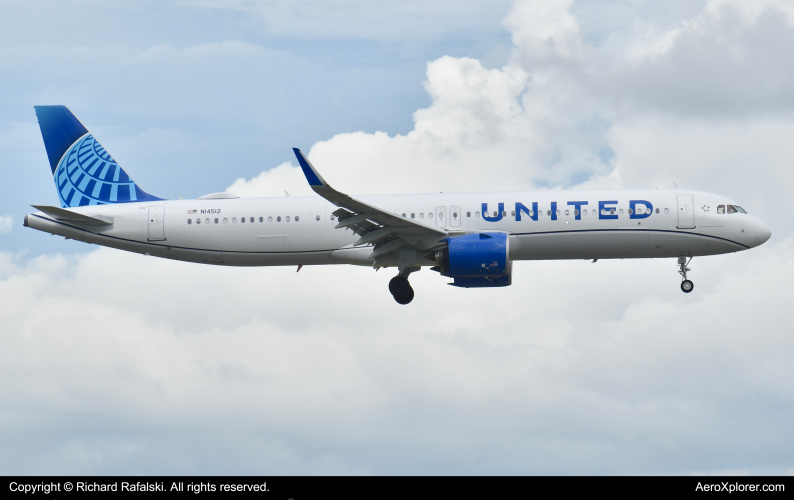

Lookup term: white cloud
[225,162,315,198]
[503,0,580,56]
[1,239,793,473]
[0,215,12,235]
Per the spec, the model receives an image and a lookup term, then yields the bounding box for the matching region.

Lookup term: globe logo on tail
[54,134,159,207]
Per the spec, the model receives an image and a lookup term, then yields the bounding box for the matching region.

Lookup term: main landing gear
[678,256,694,293]
[389,267,419,305]
[389,275,414,304]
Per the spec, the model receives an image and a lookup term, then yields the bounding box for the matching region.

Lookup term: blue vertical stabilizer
[33,106,163,207]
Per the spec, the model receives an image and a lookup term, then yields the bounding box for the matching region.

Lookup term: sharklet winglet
[292,148,326,187]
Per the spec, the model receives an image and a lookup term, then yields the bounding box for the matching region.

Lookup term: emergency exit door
[148,206,165,240]
[435,206,447,227]
[450,206,461,227]
[676,195,695,228]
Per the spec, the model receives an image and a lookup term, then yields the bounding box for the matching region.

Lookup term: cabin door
[676,195,695,228]
[148,206,165,240]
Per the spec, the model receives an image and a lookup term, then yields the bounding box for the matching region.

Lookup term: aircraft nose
[754,218,772,246]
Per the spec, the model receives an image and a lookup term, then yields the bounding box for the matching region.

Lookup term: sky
[1,0,793,475]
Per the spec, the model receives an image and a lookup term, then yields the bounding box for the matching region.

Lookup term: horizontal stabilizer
[32,205,113,226]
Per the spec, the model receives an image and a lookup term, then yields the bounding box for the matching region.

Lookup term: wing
[292,148,448,263]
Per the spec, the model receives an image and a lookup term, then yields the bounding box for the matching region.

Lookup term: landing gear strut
[678,256,694,293]
[389,267,418,304]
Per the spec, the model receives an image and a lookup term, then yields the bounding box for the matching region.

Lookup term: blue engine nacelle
[431,232,512,287]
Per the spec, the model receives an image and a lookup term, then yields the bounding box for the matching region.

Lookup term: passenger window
[402,213,406,217]
[727,205,738,214]
[453,212,458,218]
[411,213,415,219]
[250,217,254,223]
[241,217,245,223]
[286,216,290,222]
[429,213,433,219]
[466,212,471,217]
[295,216,299,221]
[735,206,747,214]
[223,218,228,224]
[664,208,669,214]
[196,219,201,225]
[232,218,237,223]
[574,209,579,216]
[206,218,210,224]
[655,208,659,214]
[315,215,320,221]
[502,211,506,217]
[556,210,560,216]
[214,218,218,224]
[330,215,335,220]
[547,210,551,216]
[565,210,569,216]
[511,211,515,216]
[260,217,264,222]
[420,213,424,219]
[188,219,192,224]
[475,212,480,218]
[619,209,623,215]
[717,205,725,214]
[628,209,633,215]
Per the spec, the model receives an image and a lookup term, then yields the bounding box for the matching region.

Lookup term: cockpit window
[727,205,738,214]
[734,205,747,214]
[717,205,725,214]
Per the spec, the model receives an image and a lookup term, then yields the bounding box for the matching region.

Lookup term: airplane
[24,106,772,304]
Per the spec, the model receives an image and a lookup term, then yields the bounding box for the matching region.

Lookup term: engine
[431,232,513,288]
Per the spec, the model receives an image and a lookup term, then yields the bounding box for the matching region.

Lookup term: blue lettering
[567,201,588,220]
[551,202,558,221]
[515,202,538,221]
[599,200,618,220]
[481,203,504,222]
[630,200,653,219]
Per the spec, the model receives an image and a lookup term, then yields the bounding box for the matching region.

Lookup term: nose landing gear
[678,256,694,293]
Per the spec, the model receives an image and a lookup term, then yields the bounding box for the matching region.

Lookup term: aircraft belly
[617,229,649,258]
[513,228,742,260]
[515,231,621,260]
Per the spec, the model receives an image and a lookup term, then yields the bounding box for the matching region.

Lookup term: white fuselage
[25,189,771,267]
